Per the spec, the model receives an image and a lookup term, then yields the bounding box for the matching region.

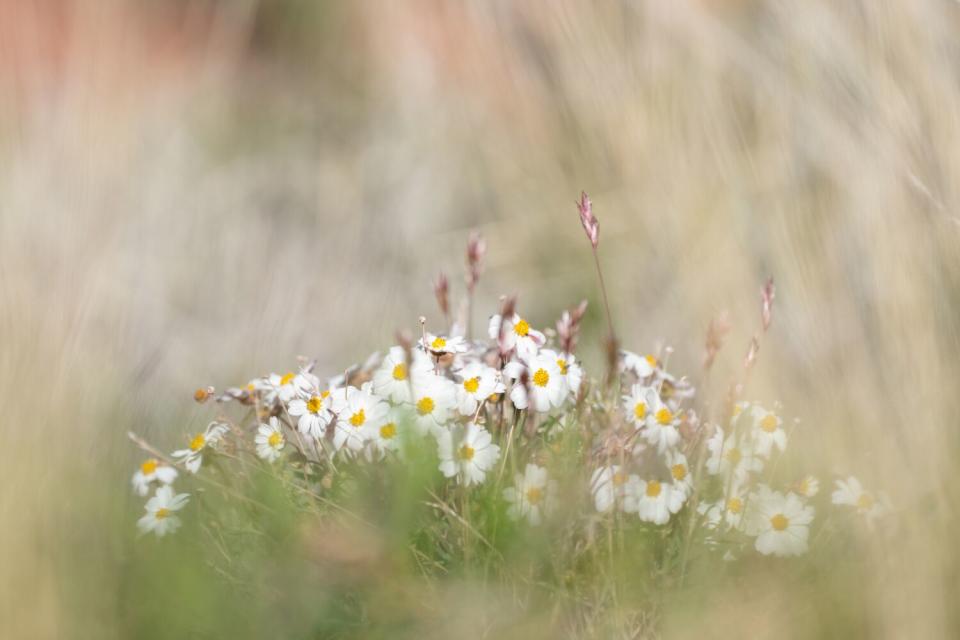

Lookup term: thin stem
[592,248,616,342]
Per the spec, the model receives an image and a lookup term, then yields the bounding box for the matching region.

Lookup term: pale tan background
[1,1,957,637]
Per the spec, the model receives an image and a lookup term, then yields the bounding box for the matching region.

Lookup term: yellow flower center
[770,513,789,531]
[727,497,743,514]
[671,464,687,481]
[513,318,530,337]
[268,431,283,448]
[380,423,397,439]
[645,480,662,498]
[725,448,742,465]
[321,390,330,399]
[193,388,209,402]
[140,459,159,475]
[155,507,170,520]
[857,493,875,511]
[392,363,407,381]
[557,358,568,375]
[525,487,544,505]
[306,396,323,414]
[645,354,657,368]
[634,402,647,421]
[612,471,628,486]
[488,393,501,402]
[280,372,295,386]
[349,409,366,427]
[532,368,550,387]
[416,397,435,415]
[458,444,475,461]
[655,407,674,425]
[189,434,205,451]
[732,403,744,417]
[245,383,256,392]
[463,377,480,393]
[431,336,447,350]
[760,414,779,433]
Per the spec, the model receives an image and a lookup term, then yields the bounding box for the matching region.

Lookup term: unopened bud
[434,272,450,317]
[577,191,599,249]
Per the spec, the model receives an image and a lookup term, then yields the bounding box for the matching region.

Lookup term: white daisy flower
[831,476,891,523]
[744,485,814,557]
[454,362,504,417]
[288,390,333,439]
[411,372,456,435]
[622,383,655,429]
[330,383,389,453]
[621,350,658,379]
[254,416,286,462]
[503,463,557,526]
[371,346,432,404]
[665,449,693,496]
[623,476,685,525]
[698,480,748,530]
[172,422,229,474]
[488,313,546,359]
[589,465,631,513]
[791,475,820,498]
[504,353,566,412]
[543,349,583,397]
[422,332,468,356]
[705,427,764,480]
[640,391,682,454]
[745,404,787,457]
[263,371,307,405]
[366,408,406,460]
[131,459,178,497]
[137,485,190,537]
[436,422,500,486]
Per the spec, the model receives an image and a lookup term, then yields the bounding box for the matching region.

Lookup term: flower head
[503,463,556,526]
[172,422,229,474]
[137,485,189,537]
[437,422,500,486]
[504,352,567,412]
[131,459,178,497]
[255,416,286,462]
[454,362,504,417]
[744,485,814,557]
[831,476,890,523]
[488,313,546,360]
[330,383,389,453]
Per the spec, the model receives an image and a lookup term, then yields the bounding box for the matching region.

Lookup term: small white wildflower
[254,416,286,462]
[831,476,890,523]
[622,383,654,429]
[623,476,685,525]
[705,427,764,480]
[171,422,228,474]
[422,332,468,356]
[543,349,582,397]
[621,350,658,378]
[589,465,631,513]
[371,346,432,404]
[137,485,189,537]
[454,362,504,417]
[488,313,546,359]
[745,404,788,457]
[792,475,820,498]
[665,449,693,496]
[503,463,556,526]
[131,459,178,497]
[411,372,456,435]
[288,390,333,439]
[744,485,814,557]
[437,422,500,486]
[640,391,682,454]
[330,383,389,453]
[504,352,566,412]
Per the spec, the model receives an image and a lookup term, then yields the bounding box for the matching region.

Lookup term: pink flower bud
[466,231,486,292]
[434,272,449,317]
[577,191,599,249]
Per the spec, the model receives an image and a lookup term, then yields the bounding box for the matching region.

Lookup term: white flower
[745,404,787,457]
[488,313,546,359]
[131,459,178,497]
[589,465,631,513]
[621,350,658,378]
[137,485,189,537]
[622,383,655,429]
[623,476,685,525]
[371,346,433,404]
[255,416,286,462]
[705,427,764,480]
[640,391,681,454]
[792,475,819,498]
[831,476,890,523]
[665,449,693,496]
[698,480,748,530]
[172,422,229,473]
[330,384,389,453]
[503,463,556,526]
[744,485,814,557]
[422,332,468,356]
[288,390,333,439]
[454,362,504,417]
[504,352,566,412]
[543,349,582,397]
[437,422,500,486]
[263,371,308,405]
[411,373,456,435]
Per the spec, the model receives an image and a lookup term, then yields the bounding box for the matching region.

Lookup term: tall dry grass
[1,1,958,637]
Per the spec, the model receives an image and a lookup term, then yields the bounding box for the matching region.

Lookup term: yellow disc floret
[760,414,779,433]
[307,396,323,414]
[525,487,544,505]
[645,480,662,498]
[655,407,674,425]
[727,497,744,514]
[557,358,568,375]
[513,318,530,337]
[349,409,366,427]
[463,377,480,393]
[392,363,407,381]
[770,513,789,531]
[634,402,647,421]
[280,372,295,386]
[416,397,435,415]
[431,336,447,350]
[380,423,397,439]
[532,368,550,387]
[141,459,159,475]
[268,431,283,448]
[458,444,475,461]
[155,507,170,520]
[189,434,205,452]
[671,464,687,482]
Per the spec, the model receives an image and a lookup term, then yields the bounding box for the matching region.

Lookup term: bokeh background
[1,0,958,637]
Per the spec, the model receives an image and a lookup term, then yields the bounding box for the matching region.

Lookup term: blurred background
[1,0,958,637]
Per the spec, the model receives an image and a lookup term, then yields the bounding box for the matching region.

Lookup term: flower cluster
[128,204,892,570]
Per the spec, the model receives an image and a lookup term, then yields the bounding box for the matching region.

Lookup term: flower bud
[577,191,599,249]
